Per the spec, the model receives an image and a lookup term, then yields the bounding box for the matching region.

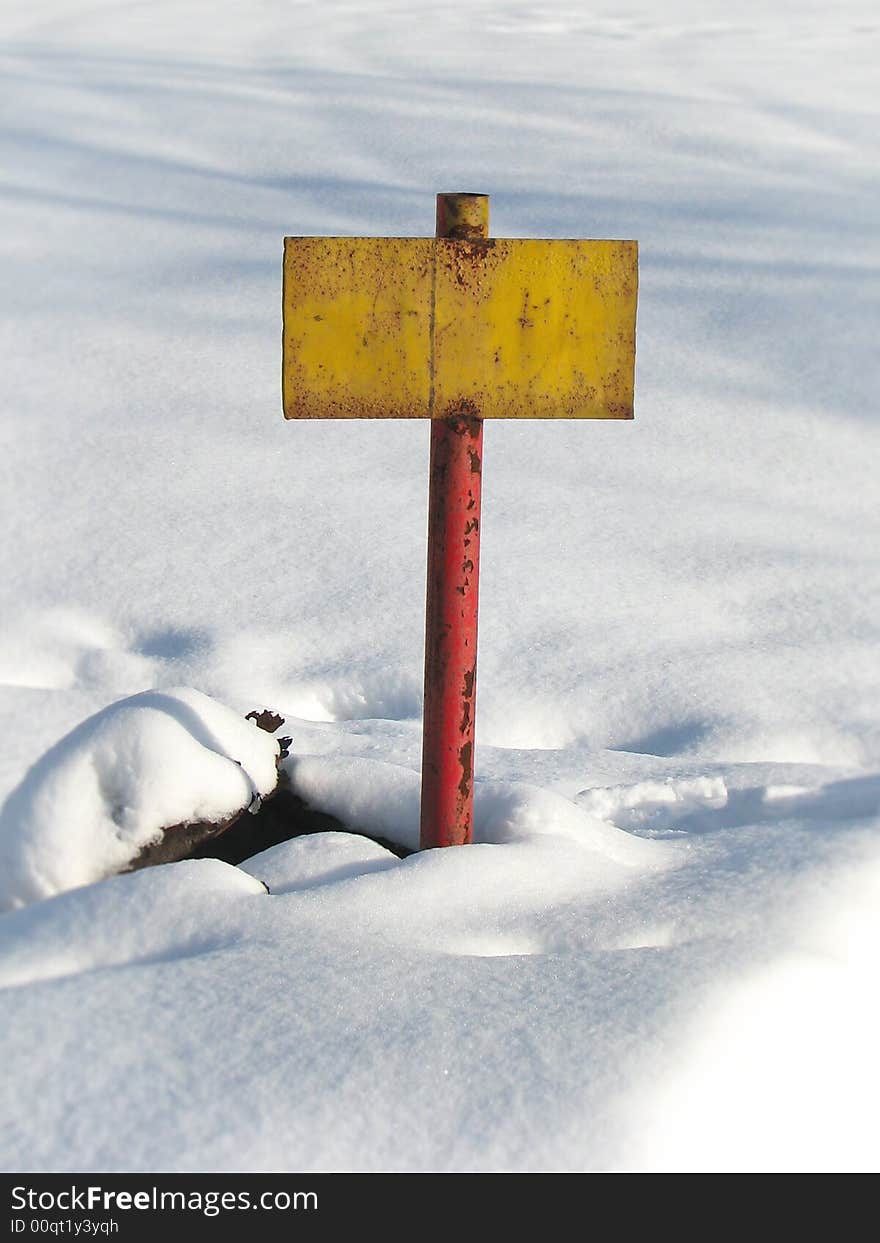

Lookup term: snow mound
[0,858,267,991]
[576,776,729,835]
[287,753,662,865]
[0,688,279,910]
[241,831,399,894]
[286,754,421,851]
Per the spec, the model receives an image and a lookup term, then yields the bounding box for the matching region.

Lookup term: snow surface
[1,0,879,1171]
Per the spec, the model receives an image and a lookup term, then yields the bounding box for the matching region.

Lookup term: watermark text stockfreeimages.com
[11,1184,317,1220]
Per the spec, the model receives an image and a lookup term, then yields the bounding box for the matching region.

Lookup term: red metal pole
[420,193,488,849]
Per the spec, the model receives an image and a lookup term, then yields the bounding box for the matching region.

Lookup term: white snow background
[1,0,879,1171]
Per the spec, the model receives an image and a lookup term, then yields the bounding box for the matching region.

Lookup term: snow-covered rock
[0,688,280,910]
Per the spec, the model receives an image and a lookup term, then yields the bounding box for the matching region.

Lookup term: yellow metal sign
[282,236,637,419]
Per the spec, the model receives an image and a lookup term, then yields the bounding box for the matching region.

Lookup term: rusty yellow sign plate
[282,236,637,419]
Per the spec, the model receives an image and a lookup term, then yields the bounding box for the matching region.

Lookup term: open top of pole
[435,193,490,240]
